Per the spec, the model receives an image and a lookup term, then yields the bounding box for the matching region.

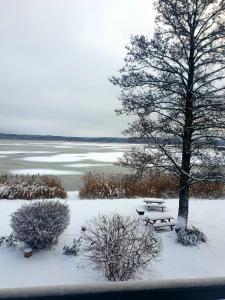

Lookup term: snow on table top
[144,199,165,204]
[0,193,225,288]
[145,215,174,221]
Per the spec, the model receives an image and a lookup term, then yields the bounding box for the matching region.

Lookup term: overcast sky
[0,0,155,137]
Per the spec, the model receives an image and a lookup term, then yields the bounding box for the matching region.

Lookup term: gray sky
[0,0,155,137]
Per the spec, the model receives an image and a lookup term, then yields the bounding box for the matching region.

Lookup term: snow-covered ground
[0,193,225,288]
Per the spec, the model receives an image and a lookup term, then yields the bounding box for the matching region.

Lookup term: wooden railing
[1,277,225,300]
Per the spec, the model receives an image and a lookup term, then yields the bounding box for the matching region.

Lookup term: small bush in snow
[63,237,81,256]
[11,201,70,249]
[82,213,162,281]
[177,226,207,247]
[0,174,67,200]
[0,234,17,247]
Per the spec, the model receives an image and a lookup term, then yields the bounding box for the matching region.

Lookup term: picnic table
[143,199,165,205]
[144,215,174,225]
[144,215,176,231]
[144,199,166,212]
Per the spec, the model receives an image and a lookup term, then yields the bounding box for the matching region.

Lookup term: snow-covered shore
[0,192,225,288]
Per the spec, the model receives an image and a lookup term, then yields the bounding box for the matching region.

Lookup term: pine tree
[111,0,225,231]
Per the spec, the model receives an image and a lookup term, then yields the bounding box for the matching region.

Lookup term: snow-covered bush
[0,175,67,200]
[11,201,70,249]
[82,213,162,281]
[177,226,207,247]
[63,237,81,256]
[0,234,17,247]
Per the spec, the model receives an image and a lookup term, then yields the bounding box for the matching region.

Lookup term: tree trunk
[177,174,190,231]
[176,106,193,232]
[176,24,195,232]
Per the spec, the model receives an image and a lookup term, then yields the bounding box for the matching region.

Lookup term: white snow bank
[10,169,82,175]
[21,152,124,163]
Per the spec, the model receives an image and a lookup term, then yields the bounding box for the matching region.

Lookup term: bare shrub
[177,226,207,247]
[11,201,70,249]
[0,175,67,200]
[82,213,161,281]
[79,172,225,199]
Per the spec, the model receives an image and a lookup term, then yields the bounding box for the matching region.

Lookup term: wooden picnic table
[144,199,165,205]
[144,215,174,226]
[144,215,176,231]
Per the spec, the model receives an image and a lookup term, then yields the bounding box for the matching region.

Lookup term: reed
[79,172,225,199]
[0,174,67,200]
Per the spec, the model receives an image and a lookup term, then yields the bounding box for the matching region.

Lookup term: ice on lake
[0,140,130,190]
[10,169,82,175]
[65,163,112,168]
[0,151,56,155]
[21,152,124,163]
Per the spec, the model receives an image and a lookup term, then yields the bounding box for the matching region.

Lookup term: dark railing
[1,277,225,300]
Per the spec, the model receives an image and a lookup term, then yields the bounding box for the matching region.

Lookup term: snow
[0,151,32,155]
[65,163,112,168]
[176,216,187,230]
[10,169,82,175]
[0,151,56,155]
[51,142,131,149]
[0,194,225,288]
[83,152,124,162]
[53,146,75,149]
[0,143,24,146]
[21,152,124,163]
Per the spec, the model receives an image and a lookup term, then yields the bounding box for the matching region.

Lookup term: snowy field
[0,193,225,288]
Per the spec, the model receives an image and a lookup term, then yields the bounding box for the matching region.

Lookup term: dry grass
[190,181,225,199]
[79,172,225,199]
[0,174,67,200]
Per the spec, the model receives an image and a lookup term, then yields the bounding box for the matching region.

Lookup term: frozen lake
[0,140,132,190]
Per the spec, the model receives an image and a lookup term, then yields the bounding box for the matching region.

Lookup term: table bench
[145,204,166,212]
[153,221,176,231]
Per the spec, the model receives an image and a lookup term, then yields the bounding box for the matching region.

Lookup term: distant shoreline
[0,132,135,144]
[1,133,224,146]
